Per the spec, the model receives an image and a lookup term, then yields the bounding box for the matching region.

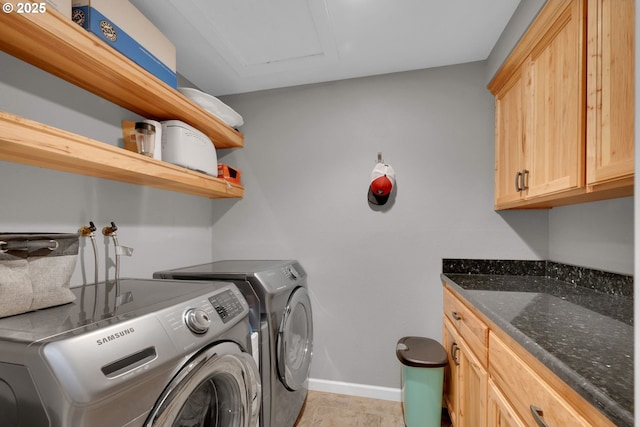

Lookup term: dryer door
[145,342,260,427]
[277,287,313,391]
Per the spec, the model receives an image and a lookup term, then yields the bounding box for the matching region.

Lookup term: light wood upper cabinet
[524,0,585,199]
[586,0,635,188]
[489,0,634,210]
[494,72,526,206]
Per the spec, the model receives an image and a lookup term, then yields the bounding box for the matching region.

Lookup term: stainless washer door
[145,342,260,427]
[277,287,313,391]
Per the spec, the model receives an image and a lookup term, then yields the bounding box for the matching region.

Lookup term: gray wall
[548,198,634,274]
[208,1,635,392]
[485,0,545,82]
[0,0,635,396]
[214,62,548,389]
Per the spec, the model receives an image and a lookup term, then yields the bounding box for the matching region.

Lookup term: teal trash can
[396,336,448,427]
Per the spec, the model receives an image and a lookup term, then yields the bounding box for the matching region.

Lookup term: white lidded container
[161,120,217,177]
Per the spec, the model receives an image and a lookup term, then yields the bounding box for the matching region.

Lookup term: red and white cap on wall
[368,162,395,205]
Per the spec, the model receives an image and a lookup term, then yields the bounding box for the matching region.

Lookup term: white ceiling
[130,0,521,96]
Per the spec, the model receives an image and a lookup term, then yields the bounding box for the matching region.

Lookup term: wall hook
[377,152,383,163]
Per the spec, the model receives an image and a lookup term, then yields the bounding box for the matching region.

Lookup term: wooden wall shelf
[0,5,243,150]
[0,112,243,199]
[0,5,245,199]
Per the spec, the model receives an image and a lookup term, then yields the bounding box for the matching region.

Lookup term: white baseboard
[308,378,402,402]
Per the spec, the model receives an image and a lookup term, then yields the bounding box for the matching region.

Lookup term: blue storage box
[72,0,177,88]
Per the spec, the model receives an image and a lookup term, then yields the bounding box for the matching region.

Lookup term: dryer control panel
[282,265,300,281]
[209,289,244,323]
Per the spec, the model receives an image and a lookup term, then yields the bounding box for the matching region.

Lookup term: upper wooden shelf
[0,4,243,149]
[0,112,244,199]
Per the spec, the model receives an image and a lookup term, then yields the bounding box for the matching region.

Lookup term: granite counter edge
[440,274,633,427]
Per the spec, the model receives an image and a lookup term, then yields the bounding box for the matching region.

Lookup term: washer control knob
[184,308,211,334]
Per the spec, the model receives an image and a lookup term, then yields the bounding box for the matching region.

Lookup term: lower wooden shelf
[0,111,243,199]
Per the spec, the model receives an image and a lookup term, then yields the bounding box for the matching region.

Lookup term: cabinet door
[443,320,460,427]
[458,341,487,427]
[525,0,586,199]
[487,379,526,427]
[494,71,526,208]
[586,0,635,186]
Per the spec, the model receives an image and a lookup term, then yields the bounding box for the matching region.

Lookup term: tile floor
[293,390,452,427]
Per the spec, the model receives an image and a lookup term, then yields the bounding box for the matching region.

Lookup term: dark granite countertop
[441,259,633,427]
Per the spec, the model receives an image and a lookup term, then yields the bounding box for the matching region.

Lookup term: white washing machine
[0,278,260,427]
[155,260,313,427]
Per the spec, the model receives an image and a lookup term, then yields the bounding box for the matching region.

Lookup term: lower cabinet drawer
[489,332,590,427]
[443,287,488,365]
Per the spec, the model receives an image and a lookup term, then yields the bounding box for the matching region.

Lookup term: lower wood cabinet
[489,332,591,427]
[443,287,488,364]
[443,320,460,427]
[487,378,526,427]
[443,284,615,427]
[458,332,487,427]
[443,318,487,427]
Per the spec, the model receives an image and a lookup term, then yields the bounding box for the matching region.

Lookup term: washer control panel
[158,284,248,350]
[208,289,244,324]
[184,308,211,334]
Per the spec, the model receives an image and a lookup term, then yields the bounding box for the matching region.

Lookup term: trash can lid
[396,336,448,368]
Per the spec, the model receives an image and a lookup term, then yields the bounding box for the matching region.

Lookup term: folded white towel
[178,87,244,128]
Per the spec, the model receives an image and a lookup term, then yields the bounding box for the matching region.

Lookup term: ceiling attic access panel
[165,0,338,76]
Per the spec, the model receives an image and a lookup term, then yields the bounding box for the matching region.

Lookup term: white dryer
[155,260,313,427]
[0,278,260,427]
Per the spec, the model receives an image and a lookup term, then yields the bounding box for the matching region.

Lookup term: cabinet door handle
[451,311,462,321]
[522,169,529,190]
[530,405,549,427]
[451,343,460,366]
[515,171,523,192]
